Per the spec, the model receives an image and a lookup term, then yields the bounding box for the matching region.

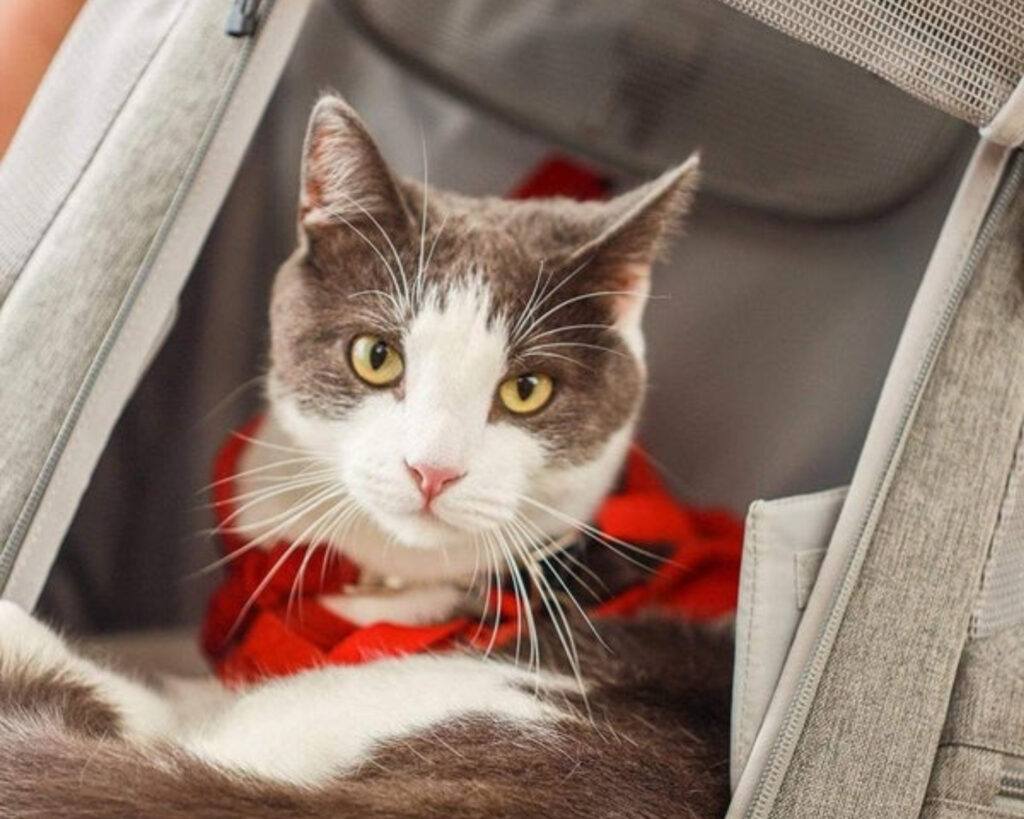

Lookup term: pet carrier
[0,1,1022,816]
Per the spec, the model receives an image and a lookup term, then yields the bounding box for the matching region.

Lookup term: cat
[0,96,732,818]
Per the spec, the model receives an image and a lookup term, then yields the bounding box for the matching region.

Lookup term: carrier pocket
[730,486,846,788]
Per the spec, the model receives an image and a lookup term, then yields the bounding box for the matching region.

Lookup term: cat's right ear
[299,95,412,236]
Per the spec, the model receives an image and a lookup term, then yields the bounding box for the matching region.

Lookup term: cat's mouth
[363,496,511,552]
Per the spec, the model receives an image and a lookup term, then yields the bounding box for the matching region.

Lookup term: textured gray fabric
[717,0,1024,129]
[921,804,1024,819]
[921,626,1024,817]
[729,140,1013,817]
[0,0,186,303]
[793,550,826,610]
[0,0,300,597]
[768,160,1024,817]
[940,626,1024,759]
[973,436,1024,638]
[925,746,1003,810]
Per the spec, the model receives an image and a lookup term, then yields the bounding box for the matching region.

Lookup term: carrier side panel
[0,0,312,606]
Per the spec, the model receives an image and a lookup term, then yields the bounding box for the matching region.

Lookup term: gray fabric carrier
[1,1,1024,816]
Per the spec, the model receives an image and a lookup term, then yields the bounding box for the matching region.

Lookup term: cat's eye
[498,373,554,415]
[349,334,404,386]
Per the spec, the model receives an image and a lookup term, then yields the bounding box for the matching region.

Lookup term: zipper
[742,148,1024,819]
[0,0,277,592]
[997,767,1024,815]
[226,0,262,37]
[1002,770,1024,801]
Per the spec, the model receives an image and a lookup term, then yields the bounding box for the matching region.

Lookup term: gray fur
[271,96,698,463]
[0,618,731,818]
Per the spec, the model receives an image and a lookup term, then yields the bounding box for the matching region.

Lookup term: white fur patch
[320,584,465,627]
[0,602,578,786]
[185,655,574,785]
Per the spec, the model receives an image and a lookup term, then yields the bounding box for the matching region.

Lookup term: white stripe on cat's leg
[184,654,575,786]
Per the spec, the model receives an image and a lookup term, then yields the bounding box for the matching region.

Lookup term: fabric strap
[763,151,1024,817]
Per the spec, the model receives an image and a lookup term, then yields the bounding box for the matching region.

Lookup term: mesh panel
[719,0,1024,127]
[344,0,968,219]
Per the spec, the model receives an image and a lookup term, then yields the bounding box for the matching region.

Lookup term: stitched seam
[737,501,761,771]
[763,486,848,510]
[924,797,1024,818]
[942,738,1024,759]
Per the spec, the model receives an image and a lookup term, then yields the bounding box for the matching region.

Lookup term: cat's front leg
[0,600,175,740]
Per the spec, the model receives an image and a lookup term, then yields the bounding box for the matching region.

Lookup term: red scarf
[201,416,743,684]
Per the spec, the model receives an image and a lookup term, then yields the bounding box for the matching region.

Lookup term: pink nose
[406,461,464,505]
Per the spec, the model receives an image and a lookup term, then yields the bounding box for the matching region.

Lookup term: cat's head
[267,96,697,581]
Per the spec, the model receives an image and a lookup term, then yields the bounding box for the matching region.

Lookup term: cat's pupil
[369,341,388,370]
[517,376,536,401]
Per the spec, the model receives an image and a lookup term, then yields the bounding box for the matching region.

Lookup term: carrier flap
[731,486,845,789]
[0,0,312,607]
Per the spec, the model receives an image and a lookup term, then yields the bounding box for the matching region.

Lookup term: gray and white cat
[0,97,731,818]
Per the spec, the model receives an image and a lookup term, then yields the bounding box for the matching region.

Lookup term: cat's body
[0,97,732,817]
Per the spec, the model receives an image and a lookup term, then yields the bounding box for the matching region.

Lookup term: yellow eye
[349,334,403,386]
[498,373,554,415]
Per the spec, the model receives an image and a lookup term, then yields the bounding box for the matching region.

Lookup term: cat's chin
[370,508,486,552]
[336,509,487,583]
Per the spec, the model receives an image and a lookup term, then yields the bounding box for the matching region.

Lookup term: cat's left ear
[298,95,413,236]
[571,155,700,338]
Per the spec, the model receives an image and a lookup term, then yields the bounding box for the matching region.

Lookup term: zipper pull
[226,0,262,37]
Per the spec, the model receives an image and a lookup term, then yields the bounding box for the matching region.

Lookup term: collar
[201,416,743,685]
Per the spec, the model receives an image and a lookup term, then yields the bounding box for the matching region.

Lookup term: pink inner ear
[301,179,323,220]
[300,131,333,222]
[611,263,652,324]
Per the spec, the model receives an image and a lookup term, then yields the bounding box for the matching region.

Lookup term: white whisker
[198,455,331,494]
[521,322,614,343]
[515,256,594,343]
[334,190,411,313]
[519,350,593,370]
[415,127,430,305]
[517,494,665,571]
[522,341,629,360]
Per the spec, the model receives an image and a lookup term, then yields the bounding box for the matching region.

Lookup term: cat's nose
[405,461,464,505]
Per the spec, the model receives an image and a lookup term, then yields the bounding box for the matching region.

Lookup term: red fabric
[202,418,742,685]
[201,156,741,685]
[508,156,611,201]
